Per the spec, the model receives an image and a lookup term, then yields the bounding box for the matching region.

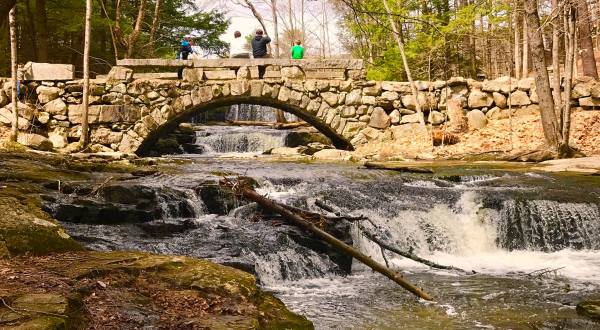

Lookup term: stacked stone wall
[0,71,598,154]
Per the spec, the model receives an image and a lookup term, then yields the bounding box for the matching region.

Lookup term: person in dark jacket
[251,29,271,58]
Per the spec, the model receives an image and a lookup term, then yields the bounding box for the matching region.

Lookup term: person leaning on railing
[230,31,250,59]
[251,29,271,59]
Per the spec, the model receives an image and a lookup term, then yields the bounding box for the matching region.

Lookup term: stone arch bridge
[4,58,583,154]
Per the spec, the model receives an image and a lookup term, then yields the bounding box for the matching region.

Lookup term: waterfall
[226,104,298,122]
[193,126,289,154]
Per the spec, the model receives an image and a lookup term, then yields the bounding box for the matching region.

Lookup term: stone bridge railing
[0,60,598,154]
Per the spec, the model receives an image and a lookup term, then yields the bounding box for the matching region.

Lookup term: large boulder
[400,112,424,124]
[36,86,61,104]
[17,133,53,151]
[48,133,68,149]
[466,110,487,129]
[468,90,493,108]
[492,92,507,109]
[43,98,68,116]
[368,107,391,129]
[428,110,446,125]
[20,62,75,81]
[509,90,531,106]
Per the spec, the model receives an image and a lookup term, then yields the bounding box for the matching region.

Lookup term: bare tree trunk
[80,0,93,148]
[577,0,598,78]
[9,6,18,142]
[563,4,576,149]
[272,0,280,58]
[288,0,295,42]
[522,15,529,77]
[513,1,522,79]
[552,0,563,122]
[126,0,147,58]
[36,0,49,62]
[384,0,425,126]
[524,0,562,153]
[301,0,305,43]
[149,0,162,54]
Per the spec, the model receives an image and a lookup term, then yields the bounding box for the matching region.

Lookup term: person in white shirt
[230,31,250,58]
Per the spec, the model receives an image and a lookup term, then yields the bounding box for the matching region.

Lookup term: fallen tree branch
[220,178,433,301]
[357,222,468,273]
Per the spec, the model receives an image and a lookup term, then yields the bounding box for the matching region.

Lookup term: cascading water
[46,160,600,329]
[226,104,298,122]
[192,125,290,154]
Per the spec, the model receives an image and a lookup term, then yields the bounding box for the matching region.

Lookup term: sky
[194,0,345,56]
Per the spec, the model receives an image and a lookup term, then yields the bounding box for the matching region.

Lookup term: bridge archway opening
[135,96,354,156]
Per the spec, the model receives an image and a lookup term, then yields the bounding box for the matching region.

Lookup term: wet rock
[576,300,600,320]
[198,184,242,215]
[49,184,196,224]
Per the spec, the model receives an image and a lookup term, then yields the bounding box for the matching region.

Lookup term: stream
[43,124,600,329]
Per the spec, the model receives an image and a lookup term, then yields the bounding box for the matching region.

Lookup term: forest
[1,0,599,81]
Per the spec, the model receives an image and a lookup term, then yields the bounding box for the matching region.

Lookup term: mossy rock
[37,251,313,329]
[577,300,600,321]
[0,194,82,258]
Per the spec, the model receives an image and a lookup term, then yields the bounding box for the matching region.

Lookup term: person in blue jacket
[178,36,193,79]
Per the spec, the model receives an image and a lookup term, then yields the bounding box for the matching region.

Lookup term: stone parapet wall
[0,72,598,154]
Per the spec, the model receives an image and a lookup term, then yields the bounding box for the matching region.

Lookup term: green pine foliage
[0,0,229,76]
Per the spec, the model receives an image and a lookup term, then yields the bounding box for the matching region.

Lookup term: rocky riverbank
[0,152,313,329]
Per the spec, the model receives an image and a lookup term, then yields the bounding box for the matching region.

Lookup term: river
[44,124,600,329]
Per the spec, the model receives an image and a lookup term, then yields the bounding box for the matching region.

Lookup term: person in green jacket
[291,40,304,59]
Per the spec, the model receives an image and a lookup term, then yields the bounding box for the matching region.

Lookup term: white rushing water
[193,126,289,155]
[352,191,600,284]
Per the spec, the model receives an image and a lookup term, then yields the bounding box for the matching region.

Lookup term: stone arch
[122,82,354,155]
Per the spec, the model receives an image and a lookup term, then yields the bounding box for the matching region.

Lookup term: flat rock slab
[20,62,75,81]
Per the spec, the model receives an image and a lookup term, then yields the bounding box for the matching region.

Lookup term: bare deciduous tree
[80,0,93,147]
[9,6,18,142]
